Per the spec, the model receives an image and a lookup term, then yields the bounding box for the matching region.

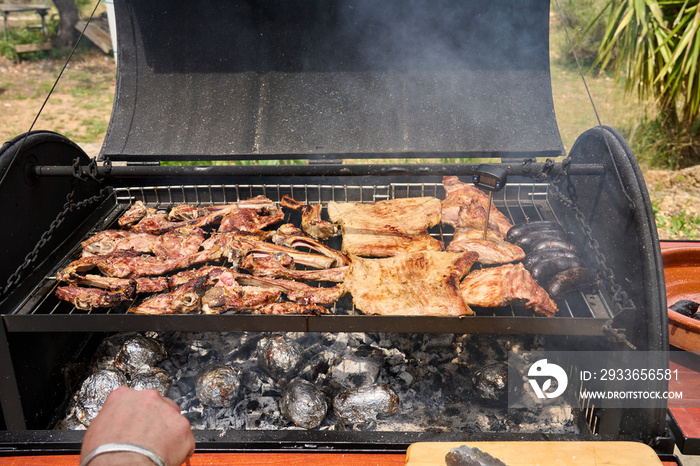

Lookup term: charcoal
[195,364,241,408]
[332,383,399,425]
[257,335,302,380]
[670,300,700,318]
[445,445,508,466]
[75,370,127,426]
[472,363,508,400]
[115,334,167,376]
[330,353,382,389]
[279,378,328,429]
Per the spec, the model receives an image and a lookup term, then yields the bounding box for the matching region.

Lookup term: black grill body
[0,0,669,455]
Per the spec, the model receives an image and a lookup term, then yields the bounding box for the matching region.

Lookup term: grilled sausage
[506,221,563,244]
[514,230,570,252]
[530,237,580,254]
[523,248,579,271]
[547,267,598,298]
[530,256,583,285]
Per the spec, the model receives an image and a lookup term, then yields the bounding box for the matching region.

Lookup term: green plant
[589,0,700,168]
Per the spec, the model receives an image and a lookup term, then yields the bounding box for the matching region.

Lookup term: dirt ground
[1,53,698,240]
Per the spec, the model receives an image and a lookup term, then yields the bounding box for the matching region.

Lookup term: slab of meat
[280,195,339,240]
[219,234,338,269]
[441,176,513,238]
[345,250,478,316]
[460,263,558,317]
[218,200,284,233]
[271,225,349,267]
[447,229,525,265]
[130,277,209,315]
[201,270,282,314]
[254,302,330,315]
[241,254,349,283]
[58,244,222,279]
[235,273,345,306]
[168,266,229,289]
[56,284,135,310]
[117,201,153,228]
[327,197,443,257]
[81,230,155,257]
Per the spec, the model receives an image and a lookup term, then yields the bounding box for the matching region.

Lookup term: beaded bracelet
[80,442,167,466]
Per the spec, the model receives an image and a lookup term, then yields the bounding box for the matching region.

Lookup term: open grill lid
[103,0,564,162]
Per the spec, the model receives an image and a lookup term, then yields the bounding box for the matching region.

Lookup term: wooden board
[75,20,112,54]
[405,441,662,465]
[13,42,51,53]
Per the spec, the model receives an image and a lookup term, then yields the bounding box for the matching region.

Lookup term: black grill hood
[103,0,564,162]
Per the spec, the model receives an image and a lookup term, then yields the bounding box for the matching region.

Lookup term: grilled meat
[345,250,478,316]
[200,270,282,314]
[236,274,345,306]
[55,275,168,307]
[460,263,558,317]
[59,240,222,279]
[219,233,338,269]
[134,277,170,293]
[447,229,525,265]
[327,197,443,257]
[254,302,330,315]
[271,226,349,267]
[130,276,209,314]
[117,201,152,228]
[218,204,284,233]
[81,230,152,257]
[240,253,349,283]
[441,176,513,238]
[150,226,206,258]
[168,266,228,289]
[55,284,135,310]
[280,195,339,240]
[167,204,209,221]
[80,227,206,260]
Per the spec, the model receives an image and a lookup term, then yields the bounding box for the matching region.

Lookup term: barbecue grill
[0,0,672,456]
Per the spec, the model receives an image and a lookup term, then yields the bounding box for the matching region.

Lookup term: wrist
[85,451,157,466]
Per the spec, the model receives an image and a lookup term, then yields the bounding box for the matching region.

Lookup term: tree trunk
[53,0,79,49]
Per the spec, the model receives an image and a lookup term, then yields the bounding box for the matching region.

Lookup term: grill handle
[31,162,605,179]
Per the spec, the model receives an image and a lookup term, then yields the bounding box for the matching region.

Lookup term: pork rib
[345,250,478,316]
[130,277,209,315]
[55,283,135,310]
[241,253,349,282]
[201,270,282,314]
[460,263,558,317]
[280,195,339,240]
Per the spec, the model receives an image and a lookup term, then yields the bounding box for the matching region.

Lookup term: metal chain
[542,159,637,317]
[0,182,110,299]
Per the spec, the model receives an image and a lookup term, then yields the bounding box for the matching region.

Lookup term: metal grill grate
[6,182,616,335]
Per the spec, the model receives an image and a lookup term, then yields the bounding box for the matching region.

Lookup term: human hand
[80,387,195,466]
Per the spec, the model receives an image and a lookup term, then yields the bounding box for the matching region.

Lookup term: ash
[59,332,577,434]
[157,332,576,434]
